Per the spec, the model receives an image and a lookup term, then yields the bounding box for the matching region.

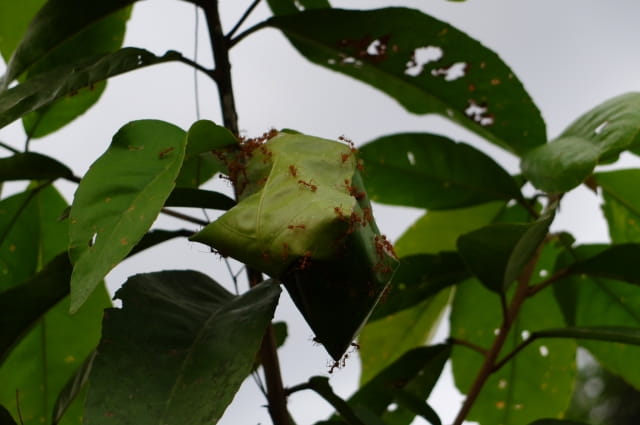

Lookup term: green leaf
[359,133,521,209]
[394,201,505,256]
[191,132,397,359]
[568,243,640,284]
[0,254,71,363]
[456,212,553,292]
[165,188,235,210]
[359,289,451,385]
[533,326,640,346]
[268,8,545,156]
[52,351,95,425]
[84,272,281,425]
[528,420,590,425]
[306,376,376,425]
[0,48,183,131]
[0,152,74,182]
[267,0,331,16]
[22,7,131,138]
[450,281,576,424]
[0,284,110,425]
[554,245,640,388]
[68,119,187,312]
[0,405,18,425]
[350,345,449,425]
[368,252,468,321]
[390,390,441,425]
[126,229,193,258]
[595,169,640,242]
[176,120,238,188]
[522,92,640,193]
[0,0,45,61]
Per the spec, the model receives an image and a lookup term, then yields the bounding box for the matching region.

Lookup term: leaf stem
[527,267,570,297]
[226,0,263,41]
[0,140,19,154]
[160,208,209,226]
[229,20,270,48]
[447,337,487,356]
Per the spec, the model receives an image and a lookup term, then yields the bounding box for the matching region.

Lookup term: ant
[287,224,306,230]
[298,179,318,192]
[298,251,312,270]
[158,146,174,159]
[288,164,298,177]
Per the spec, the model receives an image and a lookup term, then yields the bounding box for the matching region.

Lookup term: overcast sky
[1,1,640,424]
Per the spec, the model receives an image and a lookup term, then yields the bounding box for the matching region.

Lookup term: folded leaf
[359,133,522,209]
[84,271,281,425]
[268,8,545,156]
[69,119,187,312]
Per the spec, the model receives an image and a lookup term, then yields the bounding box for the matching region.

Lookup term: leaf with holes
[522,92,640,193]
[450,280,575,424]
[268,8,545,156]
[0,48,183,131]
[554,245,640,389]
[0,152,74,182]
[191,131,397,359]
[359,133,522,209]
[84,272,280,425]
[68,119,186,312]
[456,212,554,292]
[595,169,640,242]
[176,119,238,188]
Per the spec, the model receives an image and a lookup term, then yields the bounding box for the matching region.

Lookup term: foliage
[0,1,638,425]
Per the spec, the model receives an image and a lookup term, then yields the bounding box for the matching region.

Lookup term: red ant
[281,243,290,261]
[298,179,318,192]
[158,147,174,159]
[288,164,298,177]
[298,251,312,270]
[344,179,365,200]
[287,224,306,230]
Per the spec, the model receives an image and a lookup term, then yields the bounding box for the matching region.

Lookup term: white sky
[1,1,640,424]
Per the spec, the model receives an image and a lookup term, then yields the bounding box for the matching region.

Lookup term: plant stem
[451,252,539,425]
[202,3,290,424]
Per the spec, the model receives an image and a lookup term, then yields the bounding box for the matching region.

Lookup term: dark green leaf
[51,351,95,425]
[267,0,330,16]
[390,390,441,425]
[0,152,74,182]
[306,377,375,425]
[569,243,640,284]
[595,169,640,242]
[456,213,553,292]
[350,345,449,425]
[0,405,17,425]
[0,0,45,61]
[165,188,235,210]
[268,8,545,156]
[0,48,183,130]
[522,92,640,193]
[68,119,187,312]
[450,280,576,424]
[176,120,238,188]
[359,133,521,209]
[126,229,193,258]
[528,420,590,425]
[533,326,640,346]
[0,254,71,364]
[84,272,281,425]
[369,252,468,321]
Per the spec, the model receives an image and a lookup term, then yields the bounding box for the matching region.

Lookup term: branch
[229,20,270,48]
[160,208,208,226]
[0,140,19,154]
[226,0,262,40]
[447,337,487,356]
[527,267,570,297]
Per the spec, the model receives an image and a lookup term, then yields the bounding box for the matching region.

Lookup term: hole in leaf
[387,403,398,412]
[89,232,98,247]
[465,99,495,126]
[432,62,468,81]
[494,328,500,335]
[584,376,604,398]
[521,330,531,340]
[539,345,549,357]
[594,121,608,135]
[404,46,443,77]
[539,269,548,277]
[337,35,391,65]
[293,0,304,10]
[407,151,416,165]
[498,379,507,389]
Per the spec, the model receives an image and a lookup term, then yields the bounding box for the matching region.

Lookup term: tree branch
[226,0,262,40]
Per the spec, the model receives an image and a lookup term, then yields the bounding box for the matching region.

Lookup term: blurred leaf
[528,420,590,425]
[390,390,441,425]
[0,405,18,425]
[359,289,451,385]
[554,245,640,389]
[306,377,376,425]
[22,7,131,138]
[165,188,235,210]
[0,254,71,363]
[84,272,281,425]
[568,243,640,284]
[192,132,397,360]
[595,169,640,242]
[359,133,521,209]
[0,48,183,131]
[51,351,95,425]
[522,92,640,193]
[394,201,505,256]
[176,119,238,188]
[68,119,186,312]
[369,252,468,320]
[0,0,45,61]
[450,280,576,424]
[269,8,545,156]
[0,152,74,182]
[351,345,449,425]
[456,212,553,292]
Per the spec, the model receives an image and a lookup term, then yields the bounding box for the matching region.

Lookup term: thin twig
[229,20,270,48]
[160,208,208,226]
[527,268,571,297]
[226,0,263,40]
[193,4,202,120]
[174,54,217,81]
[492,336,537,373]
[16,390,25,425]
[447,337,488,356]
[0,140,19,153]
